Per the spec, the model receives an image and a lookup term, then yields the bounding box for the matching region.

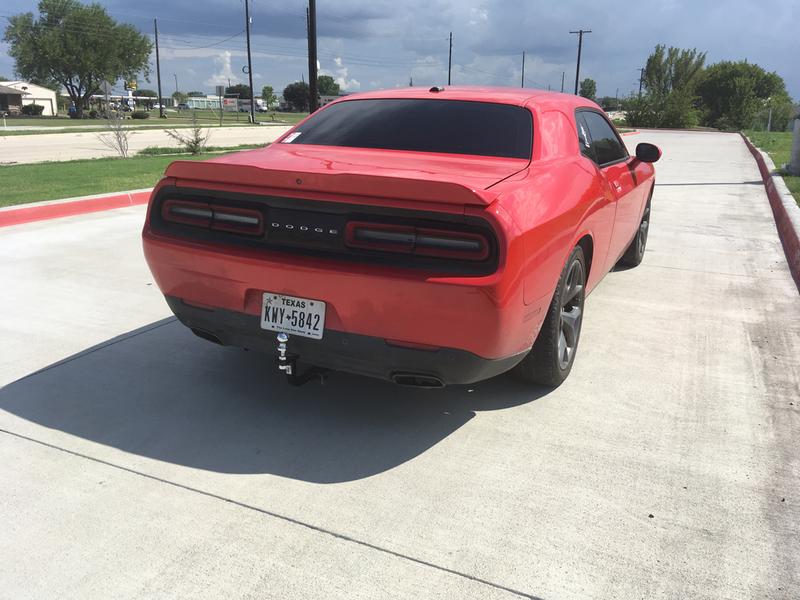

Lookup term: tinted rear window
[286,98,532,159]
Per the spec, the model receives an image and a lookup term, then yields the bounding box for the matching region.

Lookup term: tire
[618,196,652,268]
[513,245,586,387]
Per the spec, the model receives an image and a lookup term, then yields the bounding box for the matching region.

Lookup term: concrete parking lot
[1,131,798,599]
[0,125,291,164]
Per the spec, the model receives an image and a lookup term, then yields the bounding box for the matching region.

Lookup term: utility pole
[561,71,565,93]
[307,1,319,113]
[569,29,591,95]
[521,51,525,88]
[154,19,164,118]
[173,73,178,95]
[447,32,453,85]
[638,67,645,97]
[244,0,255,123]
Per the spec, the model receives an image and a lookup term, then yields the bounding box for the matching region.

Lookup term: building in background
[0,81,58,115]
[0,83,27,115]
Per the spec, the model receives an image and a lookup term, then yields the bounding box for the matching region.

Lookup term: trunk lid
[164,144,529,206]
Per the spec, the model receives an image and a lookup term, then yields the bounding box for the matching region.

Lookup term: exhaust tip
[391,373,445,389]
[191,328,223,345]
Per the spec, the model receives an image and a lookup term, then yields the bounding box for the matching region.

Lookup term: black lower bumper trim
[165,296,526,386]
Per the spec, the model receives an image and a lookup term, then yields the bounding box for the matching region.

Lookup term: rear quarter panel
[493,107,616,307]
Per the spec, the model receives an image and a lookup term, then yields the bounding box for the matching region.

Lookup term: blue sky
[1,0,798,99]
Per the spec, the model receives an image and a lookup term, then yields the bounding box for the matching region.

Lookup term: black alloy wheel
[513,245,586,387]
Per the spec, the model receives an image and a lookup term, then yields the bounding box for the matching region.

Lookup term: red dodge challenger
[143,86,660,388]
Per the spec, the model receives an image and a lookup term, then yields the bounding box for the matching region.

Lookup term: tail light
[162,199,212,227]
[161,199,263,236]
[345,221,489,261]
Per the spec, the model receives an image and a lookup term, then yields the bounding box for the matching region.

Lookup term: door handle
[612,180,622,192]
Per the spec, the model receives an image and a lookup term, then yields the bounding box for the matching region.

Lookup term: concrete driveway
[0,125,291,164]
[0,131,797,599]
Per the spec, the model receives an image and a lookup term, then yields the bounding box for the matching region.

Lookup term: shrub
[131,111,150,119]
[165,112,209,154]
[89,109,98,119]
[20,103,44,116]
[96,115,132,158]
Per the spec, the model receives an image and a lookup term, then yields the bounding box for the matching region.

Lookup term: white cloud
[204,51,240,87]
[320,57,361,92]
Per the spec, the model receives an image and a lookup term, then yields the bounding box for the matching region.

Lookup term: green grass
[0,109,303,135]
[1,116,100,127]
[1,153,211,207]
[138,143,264,156]
[145,109,307,126]
[745,130,800,206]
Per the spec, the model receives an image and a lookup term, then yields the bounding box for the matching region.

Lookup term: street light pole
[570,29,591,95]
[173,74,178,95]
[521,51,525,88]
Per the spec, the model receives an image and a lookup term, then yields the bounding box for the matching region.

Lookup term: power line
[161,30,245,49]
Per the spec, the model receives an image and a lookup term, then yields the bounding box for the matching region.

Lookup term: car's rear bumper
[143,230,544,360]
[166,296,526,385]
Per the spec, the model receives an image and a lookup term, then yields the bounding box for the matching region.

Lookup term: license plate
[260,292,326,340]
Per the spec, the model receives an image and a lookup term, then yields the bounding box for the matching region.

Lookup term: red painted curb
[741,133,800,292]
[0,190,151,228]
[621,131,640,136]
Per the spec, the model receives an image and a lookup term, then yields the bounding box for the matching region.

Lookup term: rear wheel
[513,246,586,387]
[618,198,651,268]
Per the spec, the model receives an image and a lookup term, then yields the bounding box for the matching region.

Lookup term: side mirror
[635,142,661,163]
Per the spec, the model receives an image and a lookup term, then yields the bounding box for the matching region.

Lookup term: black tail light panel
[150,185,498,276]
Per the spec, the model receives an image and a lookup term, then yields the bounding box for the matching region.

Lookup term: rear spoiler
[164,160,498,206]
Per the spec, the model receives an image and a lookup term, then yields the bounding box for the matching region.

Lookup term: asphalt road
[1,131,797,599]
[0,124,291,164]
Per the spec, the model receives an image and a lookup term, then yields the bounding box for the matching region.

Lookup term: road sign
[215,85,225,97]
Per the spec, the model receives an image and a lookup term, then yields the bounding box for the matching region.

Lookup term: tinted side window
[581,111,627,165]
[575,113,595,161]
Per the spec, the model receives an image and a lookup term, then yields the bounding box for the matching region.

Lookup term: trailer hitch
[276,333,330,386]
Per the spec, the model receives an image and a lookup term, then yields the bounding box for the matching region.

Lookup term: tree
[4,0,152,118]
[697,61,791,130]
[317,75,340,96]
[596,96,619,111]
[626,45,706,128]
[261,85,277,106]
[579,78,596,101]
[133,88,157,109]
[225,84,251,99]
[283,81,309,112]
[187,91,205,97]
[172,91,188,105]
[643,45,706,98]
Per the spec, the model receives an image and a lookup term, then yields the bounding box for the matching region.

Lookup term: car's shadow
[0,319,550,483]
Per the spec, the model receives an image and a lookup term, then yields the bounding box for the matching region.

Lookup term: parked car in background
[143,87,660,388]
[177,103,190,110]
